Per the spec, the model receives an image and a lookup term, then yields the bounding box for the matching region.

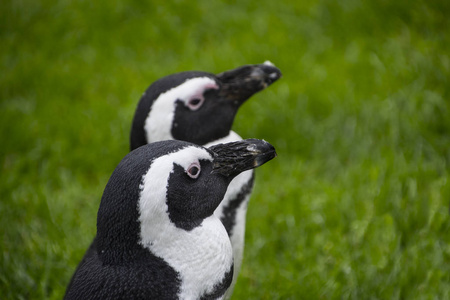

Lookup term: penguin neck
[144,98,174,144]
[204,130,243,147]
[137,150,234,299]
[205,129,254,298]
[144,122,242,147]
[140,215,233,299]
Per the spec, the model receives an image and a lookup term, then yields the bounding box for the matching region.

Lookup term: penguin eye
[186,162,201,179]
[187,97,204,111]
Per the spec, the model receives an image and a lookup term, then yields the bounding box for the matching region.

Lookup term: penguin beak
[209,139,277,177]
[215,62,282,105]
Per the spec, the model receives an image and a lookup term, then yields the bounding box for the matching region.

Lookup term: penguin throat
[203,131,243,147]
[140,217,233,300]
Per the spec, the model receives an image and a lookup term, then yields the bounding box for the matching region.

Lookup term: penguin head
[130,62,282,149]
[96,139,276,264]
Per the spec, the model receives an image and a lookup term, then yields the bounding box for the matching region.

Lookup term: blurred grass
[1,0,449,299]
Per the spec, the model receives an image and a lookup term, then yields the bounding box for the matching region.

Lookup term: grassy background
[1,0,450,299]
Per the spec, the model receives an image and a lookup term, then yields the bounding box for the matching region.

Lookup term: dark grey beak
[209,139,277,177]
[216,61,282,104]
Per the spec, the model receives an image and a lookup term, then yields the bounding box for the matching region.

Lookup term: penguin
[130,62,281,149]
[129,62,281,297]
[64,139,276,300]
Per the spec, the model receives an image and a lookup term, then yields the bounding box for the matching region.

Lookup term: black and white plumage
[65,139,276,300]
[129,62,281,297]
[130,62,281,149]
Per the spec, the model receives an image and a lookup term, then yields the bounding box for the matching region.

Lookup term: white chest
[142,217,233,299]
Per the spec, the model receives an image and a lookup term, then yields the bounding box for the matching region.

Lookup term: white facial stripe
[138,146,213,234]
[138,146,232,299]
[177,77,218,107]
[144,77,219,143]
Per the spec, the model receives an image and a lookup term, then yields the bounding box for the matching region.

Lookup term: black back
[64,237,181,300]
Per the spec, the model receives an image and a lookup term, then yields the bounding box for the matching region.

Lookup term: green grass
[1,0,450,299]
